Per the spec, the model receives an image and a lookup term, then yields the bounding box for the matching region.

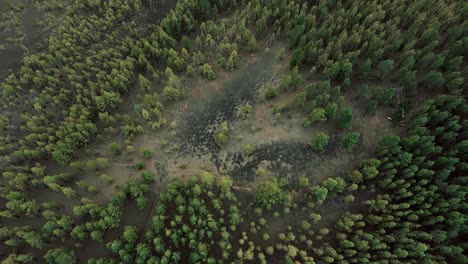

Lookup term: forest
[0,0,466,263]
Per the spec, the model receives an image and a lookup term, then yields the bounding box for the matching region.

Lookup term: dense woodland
[0,0,466,263]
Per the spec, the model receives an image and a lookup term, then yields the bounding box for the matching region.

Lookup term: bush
[343,195,355,203]
[311,132,329,151]
[339,107,353,129]
[367,100,377,115]
[126,145,134,153]
[255,178,290,209]
[298,176,309,187]
[200,63,216,79]
[100,174,114,184]
[243,144,254,155]
[141,148,152,159]
[263,86,278,99]
[133,161,146,170]
[214,121,229,146]
[342,132,361,149]
[141,171,156,183]
[162,87,183,101]
[108,142,121,155]
[96,158,109,170]
[240,104,252,120]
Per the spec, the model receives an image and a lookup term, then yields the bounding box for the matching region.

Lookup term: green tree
[214,121,229,146]
[290,48,305,68]
[423,70,445,89]
[379,88,397,106]
[377,59,394,80]
[108,142,121,155]
[263,86,278,99]
[339,107,353,129]
[325,102,338,120]
[138,74,151,91]
[255,178,288,209]
[311,132,329,151]
[367,100,377,115]
[342,132,360,149]
[44,248,76,264]
[314,187,328,205]
[358,59,372,79]
[163,87,183,101]
[310,107,327,123]
[200,64,216,79]
[95,158,109,170]
[141,171,156,183]
[247,36,257,51]
[141,148,152,159]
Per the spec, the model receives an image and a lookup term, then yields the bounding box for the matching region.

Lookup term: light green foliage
[243,144,254,155]
[138,74,151,91]
[314,186,328,205]
[200,63,216,79]
[298,176,309,188]
[239,104,252,120]
[322,177,347,194]
[108,142,121,155]
[255,178,290,210]
[0,1,466,263]
[163,87,184,101]
[214,121,229,146]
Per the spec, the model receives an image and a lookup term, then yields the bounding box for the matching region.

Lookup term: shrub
[100,174,114,184]
[200,63,216,79]
[342,132,360,149]
[141,171,156,183]
[243,144,254,155]
[108,142,121,155]
[263,86,278,99]
[133,161,146,170]
[214,121,229,146]
[311,132,329,151]
[339,107,353,129]
[141,148,152,159]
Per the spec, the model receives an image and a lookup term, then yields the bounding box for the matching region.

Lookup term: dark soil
[177,54,277,161]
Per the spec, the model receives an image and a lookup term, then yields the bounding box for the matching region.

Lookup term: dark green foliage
[289,48,305,68]
[140,175,239,263]
[311,132,329,151]
[342,132,360,149]
[263,86,278,99]
[377,60,394,80]
[141,148,152,159]
[0,0,466,263]
[133,161,146,170]
[358,59,372,79]
[108,142,121,155]
[141,171,156,184]
[339,107,353,129]
[379,88,397,106]
[44,248,75,264]
[367,100,378,115]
